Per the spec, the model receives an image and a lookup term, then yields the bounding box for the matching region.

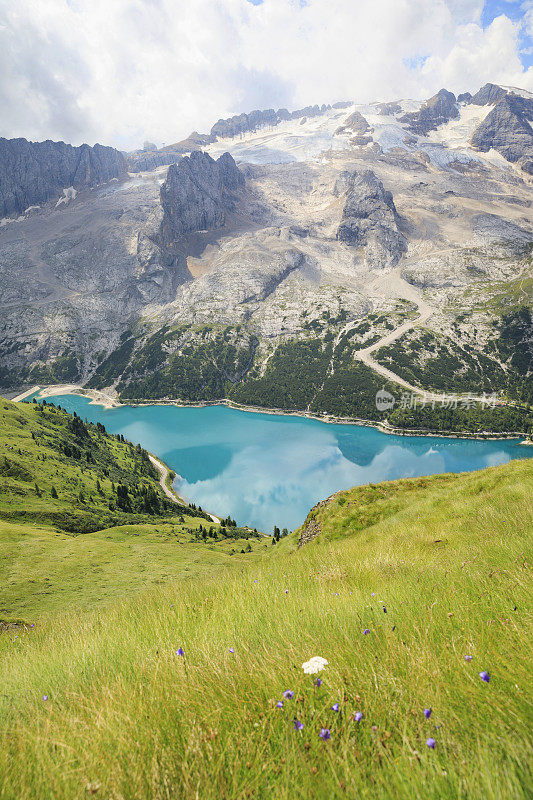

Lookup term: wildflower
[42,695,48,701]
[176,647,185,657]
[276,701,284,708]
[479,671,490,683]
[285,589,289,594]
[331,703,340,712]
[424,708,432,719]
[363,629,370,635]
[371,592,375,597]
[283,690,294,699]
[314,677,323,688]
[383,606,387,613]
[294,719,304,731]
[465,655,473,662]
[30,624,35,628]
[319,728,331,740]
[354,712,363,722]
[229,648,235,653]
[426,738,436,749]
[302,656,328,674]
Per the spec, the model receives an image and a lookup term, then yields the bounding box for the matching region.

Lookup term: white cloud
[0,0,532,151]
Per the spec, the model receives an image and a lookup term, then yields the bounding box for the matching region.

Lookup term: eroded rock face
[160,150,243,239]
[470,83,509,106]
[0,138,126,216]
[127,132,214,172]
[470,95,533,169]
[337,170,406,268]
[376,102,402,116]
[400,89,459,135]
[335,111,371,137]
[158,150,244,283]
[209,104,331,139]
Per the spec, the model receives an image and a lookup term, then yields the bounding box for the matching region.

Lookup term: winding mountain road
[148,453,220,523]
[351,266,507,405]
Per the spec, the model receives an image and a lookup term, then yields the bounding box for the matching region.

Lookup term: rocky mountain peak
[469,83,509,106]
[399,88,459,135]
[471,94,533,172]
[336,170,406,268]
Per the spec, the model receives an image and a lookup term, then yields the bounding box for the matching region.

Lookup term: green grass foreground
[0,453,531,799]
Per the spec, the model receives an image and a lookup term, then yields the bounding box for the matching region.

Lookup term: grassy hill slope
[0,397,265,619]
[0,447,531,799]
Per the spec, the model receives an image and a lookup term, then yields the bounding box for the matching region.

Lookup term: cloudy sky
[1,0,532,151]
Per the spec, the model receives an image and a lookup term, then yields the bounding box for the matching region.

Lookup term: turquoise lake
[38,395,532,532]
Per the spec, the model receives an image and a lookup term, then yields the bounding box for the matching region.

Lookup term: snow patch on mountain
[206,106,355,165]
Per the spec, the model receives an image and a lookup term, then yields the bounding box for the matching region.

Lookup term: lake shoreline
[14,383,530,443]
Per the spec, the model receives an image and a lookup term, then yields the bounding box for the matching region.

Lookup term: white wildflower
[301,656,328,674]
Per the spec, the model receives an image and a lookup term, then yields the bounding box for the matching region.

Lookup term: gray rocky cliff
[469,83,509,106]
[470,95,533,170]
[0,138,126,217]
[400,89,459,134]
[209,103,331,140]
[158,150,244,282]
[337,170,406,267]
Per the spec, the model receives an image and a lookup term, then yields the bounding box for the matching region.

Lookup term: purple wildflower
[314,678,322,688]
[319,728,331,740]
[426,738,436,749]
[371,592,375,597]
[423,708,432,719]
[283,690,294,699]
[176,647,184,657]
[294,719,304,731]
[276,701,284,708]
[229,648,235,653]
[383,606,387,613]
[285,589,289,594]
[479,671,490,683]
[331,703,340,712]
[363,629,370,635]
[354,711,363,722]
[30,624,35,628]
[42,695,48,701]
[465,655,473,662]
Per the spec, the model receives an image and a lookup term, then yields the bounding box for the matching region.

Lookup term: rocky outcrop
[457,92,472,104]
[470,95,533,170]
[158,150,244,282]
[399,89,459,135]
[376,102,402,116]
[335,110,370,138]
[210,104,331,140]
[470,83,508,106]
[0,138,127,217]
[127,132,214,172]
[337,170,407,268]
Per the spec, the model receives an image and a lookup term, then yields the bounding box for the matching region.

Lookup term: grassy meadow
[0,434,531,798]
